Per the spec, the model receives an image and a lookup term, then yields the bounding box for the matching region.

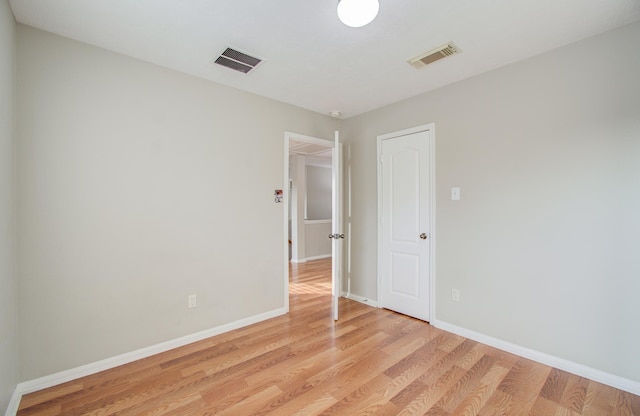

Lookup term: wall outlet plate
[188,294,197,308]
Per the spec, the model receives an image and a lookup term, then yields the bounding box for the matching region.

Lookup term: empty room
[1,0,639,415]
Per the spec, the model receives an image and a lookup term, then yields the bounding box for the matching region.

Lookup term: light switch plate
[451,187,460,201]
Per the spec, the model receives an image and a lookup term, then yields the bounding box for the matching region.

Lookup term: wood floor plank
[436,354,496,413]
[316,373,395,415]
[14,403,61,416]
[16,258,640,416]
[395,365,469,416]
[383,333,448,379]
[609,389,637,416]
[560,375,590,414]
[284,393,338,416]
[17,382,83,409]
[456,344,492,371]
[497,358,552,416]
[327,337,456,415]
[215,385,283,416]
[449,364,511,416]
[540,368,571,403]
[477,389,513,416]
[119,391,202,416]
[529,396,578,416]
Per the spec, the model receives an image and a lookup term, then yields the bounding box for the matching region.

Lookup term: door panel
[390,252,420,296]
[380,130,430,321]
[331,131,342,320]
[391,148,420,242]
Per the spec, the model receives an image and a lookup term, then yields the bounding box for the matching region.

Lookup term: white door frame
[376,123,436,322]
[283,131,335,313]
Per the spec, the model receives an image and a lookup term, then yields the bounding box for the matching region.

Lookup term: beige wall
[343,21,640,382]
[305,165,332,259]
[304,221,332,259]
[16,25,338,380]
[306,165,331,220]
[0,0,17,412]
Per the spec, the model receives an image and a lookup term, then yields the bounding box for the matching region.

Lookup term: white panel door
[380,130,431,321]
[331,131,343,320]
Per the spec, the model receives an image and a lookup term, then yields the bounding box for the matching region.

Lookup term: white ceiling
[9,0,640,119]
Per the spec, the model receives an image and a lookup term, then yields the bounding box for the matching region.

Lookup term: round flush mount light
[337,0,380,28]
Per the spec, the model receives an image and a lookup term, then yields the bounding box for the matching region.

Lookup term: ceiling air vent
[408,42,459,69]
[214,47,262,74]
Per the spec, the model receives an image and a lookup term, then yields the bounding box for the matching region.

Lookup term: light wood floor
[18,258,639,415]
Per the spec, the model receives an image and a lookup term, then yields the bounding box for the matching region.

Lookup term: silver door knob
[420,233,428,240]
[328,233,345,239]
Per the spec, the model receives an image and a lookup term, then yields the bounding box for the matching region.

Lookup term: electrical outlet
[451,288,460,302]
[188,294,197,309]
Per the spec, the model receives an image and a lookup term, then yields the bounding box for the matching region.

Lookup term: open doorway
[283,132,335,314]
[288,140,333,263]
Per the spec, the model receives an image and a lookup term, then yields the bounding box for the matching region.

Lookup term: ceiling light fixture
[337,0,379,28]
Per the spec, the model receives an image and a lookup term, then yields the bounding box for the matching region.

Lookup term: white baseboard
[342,291,378,308]
[3,389,21,416]
[432,319,640,396]
[8,307,287,415]
[290,254,331,264]
[304,254,331,261]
